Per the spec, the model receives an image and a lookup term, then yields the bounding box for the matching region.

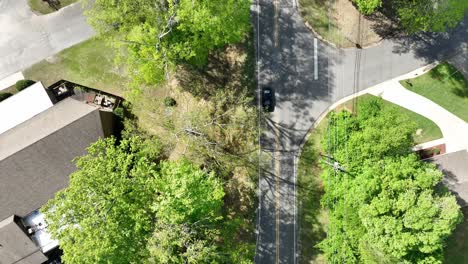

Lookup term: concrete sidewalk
[368,65,468,153]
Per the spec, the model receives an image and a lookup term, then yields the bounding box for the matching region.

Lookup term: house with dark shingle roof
[0,96,115,264]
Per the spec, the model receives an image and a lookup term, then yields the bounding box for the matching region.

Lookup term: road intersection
[253,0,467,262]
[1,1,467,262]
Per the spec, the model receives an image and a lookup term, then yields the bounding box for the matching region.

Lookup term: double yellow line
[274,0,279,47]
[274,1,281,262]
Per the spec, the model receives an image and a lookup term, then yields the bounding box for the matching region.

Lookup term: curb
[296,61,441,158]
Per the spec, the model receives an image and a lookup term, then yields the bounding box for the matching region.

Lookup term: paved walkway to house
[367,64,468,153]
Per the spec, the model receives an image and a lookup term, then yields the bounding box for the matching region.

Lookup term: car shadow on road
[257,4,341,153]
[254,0,339,263]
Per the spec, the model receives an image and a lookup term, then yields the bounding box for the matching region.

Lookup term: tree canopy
[352,0,467,33]
[42,137,159,263]
[394,0,468,33]
[83,0,251,85]
[147,160,225,263]
[353,0,382,15]
[318,98,462,263]
[41,136,243,263]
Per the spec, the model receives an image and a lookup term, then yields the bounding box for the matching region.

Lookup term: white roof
[0,82,53,135]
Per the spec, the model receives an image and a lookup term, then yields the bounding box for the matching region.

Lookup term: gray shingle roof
[0,216,47,264]
[0,98,108,221]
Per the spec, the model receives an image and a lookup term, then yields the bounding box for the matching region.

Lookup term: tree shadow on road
[253,1,338,262]
[389,15,467,64]
[257,4,340,152]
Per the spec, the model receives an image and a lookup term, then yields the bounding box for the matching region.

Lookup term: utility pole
[320,153,347,173]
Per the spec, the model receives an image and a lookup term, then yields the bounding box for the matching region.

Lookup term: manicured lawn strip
[345,94,442,144]
[401,63,468,122]
[444,207,468,263]
[28,0,79,14]
[23,37,129,96]
[298,118,327,264]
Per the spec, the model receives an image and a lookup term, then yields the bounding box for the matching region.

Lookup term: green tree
[352,0,467,33]
[147,160,225,263]
[83,0,251,85]
[353,0,382,15]
[147,221,221,264]
[358,156,462,263]
[42,137,159,264]
[42,135,233,263]
[150,160,230,263]
[152,160,224,224]
[394,0,468,33]
[318,98,462,263]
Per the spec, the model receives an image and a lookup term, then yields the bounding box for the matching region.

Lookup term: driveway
[430,150,468,207]
[0,0,95,79]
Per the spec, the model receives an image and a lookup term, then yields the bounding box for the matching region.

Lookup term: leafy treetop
[83,0,251,85]
[42,136,232,264]
[318,98,462,264]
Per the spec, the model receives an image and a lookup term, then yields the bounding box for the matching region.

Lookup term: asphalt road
[253,0,468,262]
[0,0,95,79]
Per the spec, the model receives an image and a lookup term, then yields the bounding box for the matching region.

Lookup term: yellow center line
[274,0,279,48]
[275,126,281,264]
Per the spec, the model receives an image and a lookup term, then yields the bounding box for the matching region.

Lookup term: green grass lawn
[23,37,129,96]
[28,0,79,15]
[343,94,443,144]
[298,119,328,264]
[444,207,468,263]
[401,63,468,123]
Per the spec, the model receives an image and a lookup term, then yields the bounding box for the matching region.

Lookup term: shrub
[113,106,125,119]
[15,79,35,91]
[164,96,177,107]
[353,0,382,15]
[0,92,13,102]
[432,148,441,155]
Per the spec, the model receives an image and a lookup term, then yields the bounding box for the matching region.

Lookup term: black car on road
[262,87,275,112]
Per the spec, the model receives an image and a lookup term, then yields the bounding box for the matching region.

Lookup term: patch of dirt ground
[332,0,385,47]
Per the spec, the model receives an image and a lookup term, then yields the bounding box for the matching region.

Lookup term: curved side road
[0,0,95,79]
